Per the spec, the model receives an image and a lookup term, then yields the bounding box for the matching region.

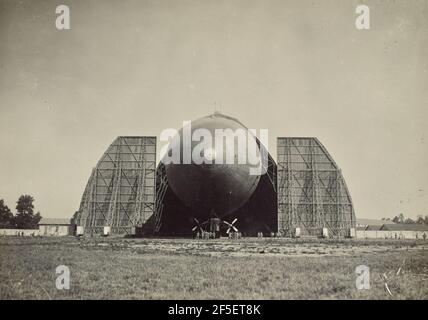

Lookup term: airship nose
[164,113,261,218]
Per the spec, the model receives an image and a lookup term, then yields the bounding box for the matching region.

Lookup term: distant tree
[392,213,406,224]
[416,215,425,224]
[0,199,14,228]
[404,218,415,224]
[425,215,428,225]
[14,195,41,229]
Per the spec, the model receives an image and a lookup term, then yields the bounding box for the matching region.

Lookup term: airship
[158,112,277,237]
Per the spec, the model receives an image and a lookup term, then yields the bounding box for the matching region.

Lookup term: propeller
[192,218,207,233]
[224,218,238,234]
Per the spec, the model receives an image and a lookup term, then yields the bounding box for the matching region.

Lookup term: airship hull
[164,113,261,219]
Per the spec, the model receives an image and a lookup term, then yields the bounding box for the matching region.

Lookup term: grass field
[0,236,427,299]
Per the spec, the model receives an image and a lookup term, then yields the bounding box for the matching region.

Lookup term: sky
[0,0,427,220]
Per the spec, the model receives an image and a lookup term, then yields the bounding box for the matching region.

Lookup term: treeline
[0,195,42,229]
[383,213,428,225]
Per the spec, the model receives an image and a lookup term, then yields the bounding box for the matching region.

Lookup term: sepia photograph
[0,0,427,308]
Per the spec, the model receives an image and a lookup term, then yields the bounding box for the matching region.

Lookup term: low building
[365,225,383,231]
[0,229,39,236]
[38,218,75,236]
[356,223,428,239]
[380,224,428,232]
[356,218,394,230]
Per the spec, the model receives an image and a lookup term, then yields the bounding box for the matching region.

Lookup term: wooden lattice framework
[75,136,156,235]
[277,137,356,237]
[153,162,168,233]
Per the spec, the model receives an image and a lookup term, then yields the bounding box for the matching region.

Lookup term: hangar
[74,113,356,237]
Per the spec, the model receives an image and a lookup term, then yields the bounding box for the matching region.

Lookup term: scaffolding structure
[153,162,168,233]
[75,136,156,235]
[277,137,356,237]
